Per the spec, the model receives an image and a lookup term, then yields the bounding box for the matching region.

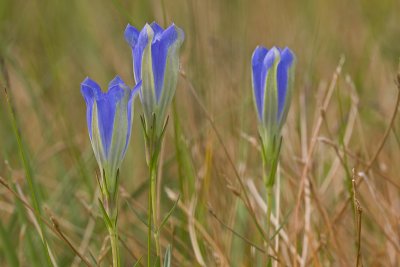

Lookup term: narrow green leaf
[0,221,19,267]
[125,199,155,232]
[269,207,293,241]
[4,89,53,267]
[132,256,143,267]
[98,199,112,229]
[158,194,180,232]
[172,101,196,199]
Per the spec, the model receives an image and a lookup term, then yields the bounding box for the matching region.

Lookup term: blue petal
[95,78,125,157]
[151,24,179,102]
[108,75,125,89]
[124,24,139,48]
[81,77,102,138]
[263,48,276,73]
[150,22,164,40]
[133,25,150,83]
[252,46,268,120]
[277,47,294,120]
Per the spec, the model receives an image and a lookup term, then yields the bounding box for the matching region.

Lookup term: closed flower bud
[252,46,294,144]
[252,46,294,186]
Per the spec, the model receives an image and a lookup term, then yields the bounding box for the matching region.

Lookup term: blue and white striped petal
[124,22,184,135]
[251,46,295,132]
[81,76,141,193]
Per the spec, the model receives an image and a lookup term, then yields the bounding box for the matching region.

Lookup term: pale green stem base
[148,157,161,266]
[148,180,152,267]
[151,162,161,259]
[107,223,120,267]
[266,186,273,263]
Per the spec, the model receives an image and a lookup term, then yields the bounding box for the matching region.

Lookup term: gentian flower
[81,76,141,195]
[252,46,294,187]
[251,46,295,252]
[124,22,184,135]
[251,46,295,138]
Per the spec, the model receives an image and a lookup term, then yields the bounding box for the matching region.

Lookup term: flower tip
[285,47,295,56]
[81,77,100,90]
[253,45,267,54]
[270,46,279,52]
[172,24,185,42]
[252,46,268,66]
[150,21,162,29]
[124,24,139,46]
[81,77,101,100]
[82,76,92,84]
[109,75,124,88]
[124,24,133,33]
[114,74,123,81]
[280,47,295,66]
[143,23,154,35]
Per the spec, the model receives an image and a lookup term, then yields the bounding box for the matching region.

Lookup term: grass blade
[0,221,19,267]
[163,245,171,267]
[4,88,54,267]
[158,194,180,232]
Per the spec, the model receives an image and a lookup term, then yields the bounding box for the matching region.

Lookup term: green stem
[108,223,120,267]
[266,185,273,262]
[100,170,120,267]
[262,150,274,264]
[150,158,161,263]
[148,178,152,267]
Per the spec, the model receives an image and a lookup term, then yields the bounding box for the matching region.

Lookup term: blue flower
[81,76,141,194]
[251,46,295,133]
[124,22,184,135]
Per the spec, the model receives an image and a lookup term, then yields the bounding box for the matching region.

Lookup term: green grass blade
[132,256,143,267]
[4,89,54,267]
[0,221,19,267]
[158,194,180,232]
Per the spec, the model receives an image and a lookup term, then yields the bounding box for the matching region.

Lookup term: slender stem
[150,159,161,261]
[266,185,273,263]
[262,152,272,262]
[273,165,281,267]
[144,114,166,266]
[100,170,120,267]
[147,178,152,267]
[108,223,120,267]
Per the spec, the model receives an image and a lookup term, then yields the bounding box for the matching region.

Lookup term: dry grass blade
[0,177,94,267]
[293,56,345,267]
[165,187,230,266]
[351,170,363,267]
[365,74,400,173]
[49,215,94,267]
[180,70,268,242]
[246,180,302,264]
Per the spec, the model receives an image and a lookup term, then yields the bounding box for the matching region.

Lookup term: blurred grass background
[1,0,400,266]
